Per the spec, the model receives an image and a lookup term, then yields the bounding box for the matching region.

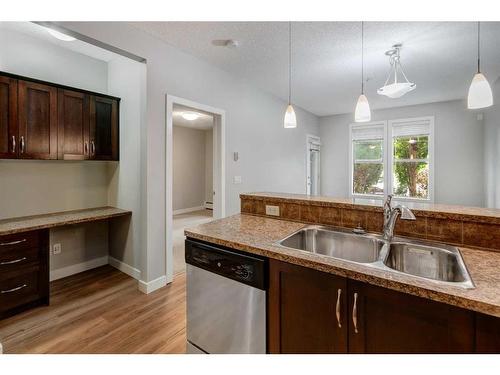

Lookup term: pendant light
[355,21,371,122]
[284,22,297,128]
[467,22,493,109]
[377,44,416,98]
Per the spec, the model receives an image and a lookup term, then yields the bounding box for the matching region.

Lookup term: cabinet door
[57,89,90,160]
[18,80,58,160]
[476,313,500,353]
[348,280,475,353]
[268,259,348,353]
[0,76,18,159]
[89,96,119,160]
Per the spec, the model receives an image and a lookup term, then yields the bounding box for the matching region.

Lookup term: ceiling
[173,104,214,130]
[0,22,117,62]
[132,22,500,117]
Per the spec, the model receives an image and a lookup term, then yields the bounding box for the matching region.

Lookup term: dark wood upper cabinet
[18,80,58,160]
[90,96,119,161]
[0,76,18,159]
[268,259,348,353]
[347,280,475,353]
[0,71,120,161]
[57,89,90,160]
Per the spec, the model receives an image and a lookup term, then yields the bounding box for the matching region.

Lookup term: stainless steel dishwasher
[185,239,267,354]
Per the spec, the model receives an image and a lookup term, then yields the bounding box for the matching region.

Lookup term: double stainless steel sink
[277,225,475,289]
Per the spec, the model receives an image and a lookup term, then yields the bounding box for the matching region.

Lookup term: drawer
[0,231,40,253]
[0,268,41,313]
[0,247,40,273]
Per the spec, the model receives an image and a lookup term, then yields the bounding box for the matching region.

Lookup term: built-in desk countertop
[0,207,132,236]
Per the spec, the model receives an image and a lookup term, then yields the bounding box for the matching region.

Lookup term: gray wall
[173,126,208,211]
[61,22,320,282]
[484,80,500,208]
[319,99,485,207]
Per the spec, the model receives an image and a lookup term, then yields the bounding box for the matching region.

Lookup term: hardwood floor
[0,265,187,354]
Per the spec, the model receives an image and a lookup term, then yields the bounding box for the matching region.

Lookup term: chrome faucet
[383,195,416,241]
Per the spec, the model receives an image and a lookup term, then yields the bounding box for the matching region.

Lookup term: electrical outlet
[233,176,242,184]
[265,205,280,216]
[53,243,62,255]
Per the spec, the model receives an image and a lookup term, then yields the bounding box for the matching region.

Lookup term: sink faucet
[383,195,416,241]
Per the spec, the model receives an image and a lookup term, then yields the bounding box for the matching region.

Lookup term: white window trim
[349,121,388,200]
[388,116,435,203]
[349,116,435,203]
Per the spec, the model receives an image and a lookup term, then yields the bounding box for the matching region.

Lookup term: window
[350,117,434,202]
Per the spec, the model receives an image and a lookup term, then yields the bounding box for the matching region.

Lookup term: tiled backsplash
[240,193,500,252]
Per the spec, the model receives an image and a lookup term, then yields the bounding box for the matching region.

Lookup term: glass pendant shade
[467,72,493,109]
[377,82,416,99]
[284,104,297,128]
[355,94,371,122]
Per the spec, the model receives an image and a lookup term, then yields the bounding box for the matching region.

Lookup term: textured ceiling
[132,21,500,116]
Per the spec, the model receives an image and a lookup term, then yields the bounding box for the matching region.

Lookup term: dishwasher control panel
[185,239,266,290]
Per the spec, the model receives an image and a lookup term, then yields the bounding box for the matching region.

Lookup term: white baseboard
[109,256,141,280]
[173,206,204,215]
[50,256,109,281]
[138,275,167,294]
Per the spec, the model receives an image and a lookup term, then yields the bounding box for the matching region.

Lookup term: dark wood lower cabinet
[0,230,49,319]
[268,259,347,353]
[347,280,475,353]
[268,259,500,353]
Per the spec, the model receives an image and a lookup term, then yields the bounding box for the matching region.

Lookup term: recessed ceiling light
[211,39,239,48]
[45,27,76,42]
[182,112,200,121]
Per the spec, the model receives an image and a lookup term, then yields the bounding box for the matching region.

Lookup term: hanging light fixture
[467,22,493,109]
[355,21,371,122]
[284,22,297,128]
[377,44,416,98]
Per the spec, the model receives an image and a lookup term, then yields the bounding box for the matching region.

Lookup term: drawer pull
[1,284,27,294]
[0,239,27,246]
[0,257,27,265]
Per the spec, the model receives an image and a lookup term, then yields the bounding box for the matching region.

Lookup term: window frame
[349,121,389,200]
[349,117,434,203]
[388,116,435,203]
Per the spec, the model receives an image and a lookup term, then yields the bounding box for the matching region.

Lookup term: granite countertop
[0,207,132,235]
[185,213,500,318]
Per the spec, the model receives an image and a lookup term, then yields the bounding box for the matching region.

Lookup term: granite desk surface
[0,207,132,236]
[185,213,500,318]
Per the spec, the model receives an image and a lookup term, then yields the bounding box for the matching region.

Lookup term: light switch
[265,205,280,216]
[233,176,242,184]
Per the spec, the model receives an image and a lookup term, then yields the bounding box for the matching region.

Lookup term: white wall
[0,26,111,276]
[60,22,320,282]
[106,56,147,274]
[173,126,207,211]
[484,80,500,208]
[320,99,485,207]
[205,129,214,204]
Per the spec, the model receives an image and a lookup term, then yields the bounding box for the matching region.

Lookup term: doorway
[306,135,321,196]
[166,96,225,280]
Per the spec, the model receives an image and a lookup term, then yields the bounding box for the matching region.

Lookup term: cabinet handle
[11,136,16,153]
[0,257,27,265]
[84,141,89,155]
[352,292,359,334]
[336,288,342,328]
[1,284,27,294]
[20,136,25,154]
[91,140,95,156]
[0,239,27,246]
